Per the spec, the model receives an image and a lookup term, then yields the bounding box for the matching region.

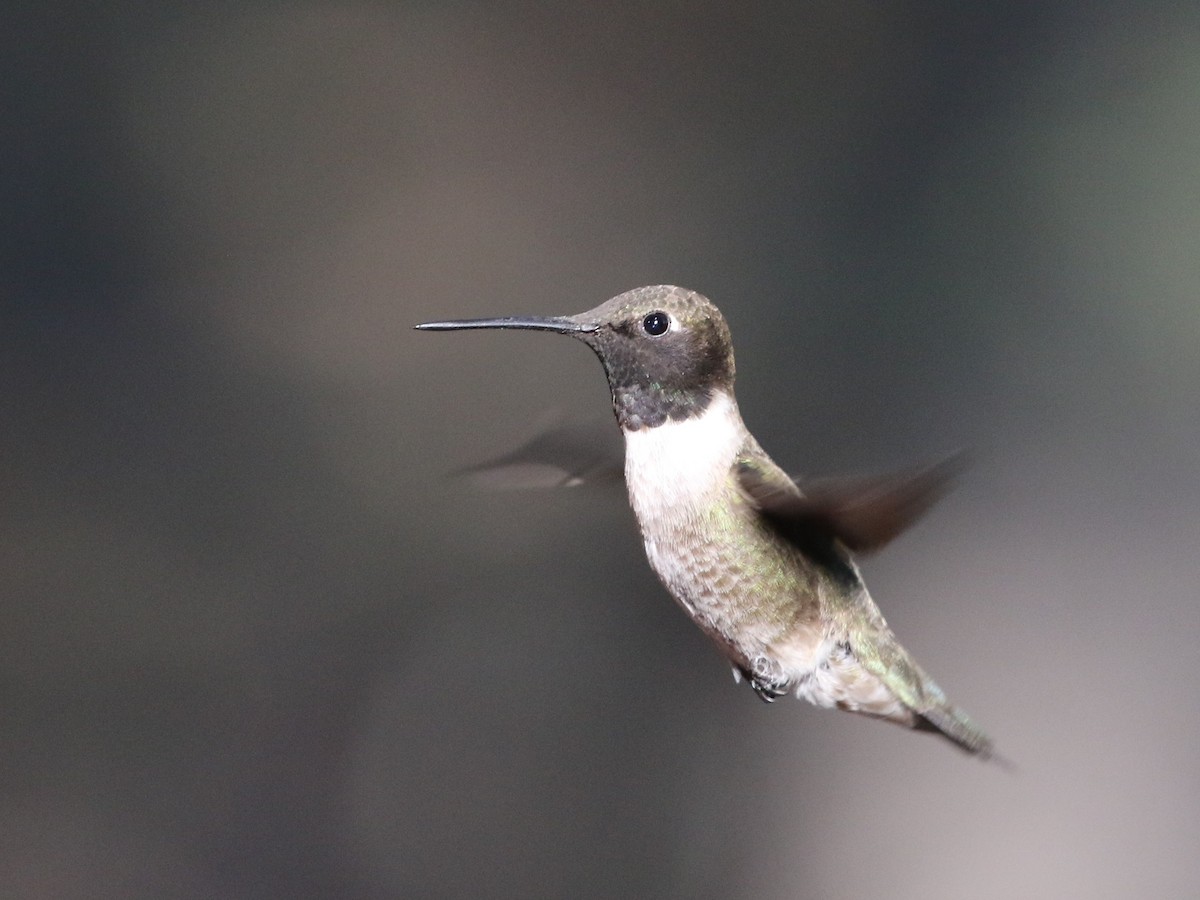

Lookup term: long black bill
[414,316,596,334]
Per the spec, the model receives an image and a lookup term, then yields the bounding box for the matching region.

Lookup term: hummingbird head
[570,285,735,430]
[416,285,736,430]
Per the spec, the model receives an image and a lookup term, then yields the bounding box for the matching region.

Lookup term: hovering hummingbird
[417,285,994,758]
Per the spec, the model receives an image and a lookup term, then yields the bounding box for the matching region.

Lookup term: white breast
[621,389,745,525]
[620,390,749,628]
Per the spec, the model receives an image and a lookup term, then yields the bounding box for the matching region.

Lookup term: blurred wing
[454,420,624,490]
[737,453,967,555]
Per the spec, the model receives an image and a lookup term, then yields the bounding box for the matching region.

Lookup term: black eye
[642,312,670,336]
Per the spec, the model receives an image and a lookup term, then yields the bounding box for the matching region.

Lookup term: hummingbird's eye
[642,312,670,336]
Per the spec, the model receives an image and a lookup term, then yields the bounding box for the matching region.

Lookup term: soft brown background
[4,4,1199,898]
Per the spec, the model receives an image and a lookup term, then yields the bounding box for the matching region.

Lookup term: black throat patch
[610,382,716,430]
[585,315,734,431]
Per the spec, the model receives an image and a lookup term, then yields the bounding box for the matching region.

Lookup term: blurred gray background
[4,3,1199,898]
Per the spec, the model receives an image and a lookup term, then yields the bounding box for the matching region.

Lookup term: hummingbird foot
[743,655,789,703]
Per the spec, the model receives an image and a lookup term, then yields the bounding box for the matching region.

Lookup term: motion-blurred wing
[454,420,624,489]
[737,453,966,555]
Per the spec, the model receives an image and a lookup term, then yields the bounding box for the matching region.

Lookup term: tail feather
[914,703,995,759]
[848,634,1002,762]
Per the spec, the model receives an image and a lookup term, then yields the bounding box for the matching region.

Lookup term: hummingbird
[416,285,994,758]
